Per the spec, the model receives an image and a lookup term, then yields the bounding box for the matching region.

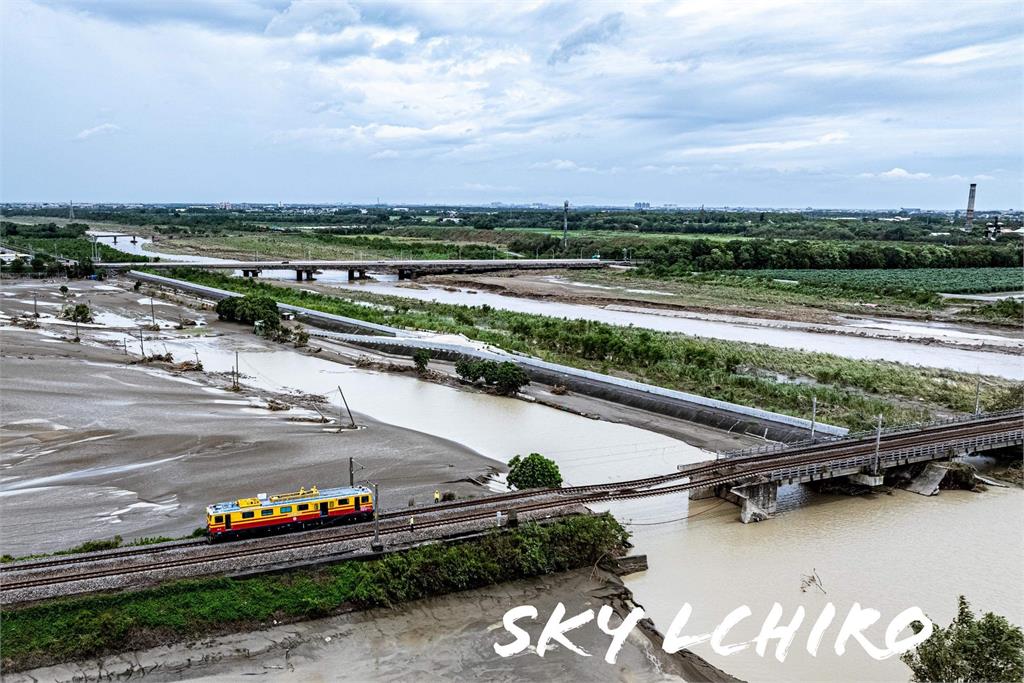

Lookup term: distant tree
[59,285,69,296]
[507,453,563,490]
[293,324,309,348]
[7,258,25,274]
[413,348,430,373]
[30,256,46,272]
[901,595,1024,683]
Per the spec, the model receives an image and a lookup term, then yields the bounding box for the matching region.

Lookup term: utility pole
[32,295,38,318]
[337,385,356,430]
[150,297,157,328]
[371,482,383,552]
[810,396,817,440]
[138,328,146,357]
[974,377,982,415]
[350,456,355,487]
[233,351,239,390]
[872,414,883,474]
[562,200,569,250]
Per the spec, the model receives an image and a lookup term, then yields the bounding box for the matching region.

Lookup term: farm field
[729,267,1023,294]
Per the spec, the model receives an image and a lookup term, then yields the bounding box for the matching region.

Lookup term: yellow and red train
[206,484,374,541]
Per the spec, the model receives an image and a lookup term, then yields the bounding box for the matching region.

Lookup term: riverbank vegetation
[901,595,1023,682]
[155,270,1019,430]
[0,514,627,673]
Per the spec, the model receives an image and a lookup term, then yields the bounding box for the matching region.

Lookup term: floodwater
[115,330,1023,682]
[96,233,1023,378]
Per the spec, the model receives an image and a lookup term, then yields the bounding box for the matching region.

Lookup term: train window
[361,496,370,503]
[298,504,309,511]
[280,506,292,513]
[338,498,348,506]
[214,515,223,524]
[241,511,255,519]
[261,509,274,516]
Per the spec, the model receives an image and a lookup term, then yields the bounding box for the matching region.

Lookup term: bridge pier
[733,481,778,523]
[305,269,315,281]
[347,269,367,281]
[241,269,260,278]
[295,269,305,281]
[688,480,778,523]
[131,235,137,244]
[397,269,413,281]
[112,235,118,243]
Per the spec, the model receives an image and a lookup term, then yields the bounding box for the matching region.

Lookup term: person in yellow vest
[434,489,441,503]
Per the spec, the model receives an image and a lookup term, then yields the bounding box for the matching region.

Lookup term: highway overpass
[98,258,620,280]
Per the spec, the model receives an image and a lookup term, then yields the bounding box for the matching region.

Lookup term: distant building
[634,202,651,210]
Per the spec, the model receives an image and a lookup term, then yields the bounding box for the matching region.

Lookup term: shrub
[507,453,563,490]
[455,359,529,395]
[413,349,430,373]
[60,303,93,323]
[902,595,1024,682]
[215,295,280,331]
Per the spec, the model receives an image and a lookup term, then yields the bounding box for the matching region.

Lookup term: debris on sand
[265,398,291,411]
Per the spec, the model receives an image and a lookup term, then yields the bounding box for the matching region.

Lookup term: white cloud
[74,123,121,140]
[530,159,597,172]
[880,167,931,179]
[676,132,849,158]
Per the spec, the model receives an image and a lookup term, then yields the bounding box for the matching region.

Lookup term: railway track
[3,412,1019,593]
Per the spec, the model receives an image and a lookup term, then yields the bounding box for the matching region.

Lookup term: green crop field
[729,268,1023,294]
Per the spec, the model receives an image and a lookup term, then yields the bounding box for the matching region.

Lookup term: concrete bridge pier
[688,480,778,523]
[295,269,315,281]
[241,269,260,278]
[112,235,118,243]
[347,268,367,281]
[131,235,137,244]
[397,269,416,281]
[731,481,779,524]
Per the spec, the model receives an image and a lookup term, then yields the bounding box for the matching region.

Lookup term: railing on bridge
[730,428,1024,486]
[719,409,1023,460]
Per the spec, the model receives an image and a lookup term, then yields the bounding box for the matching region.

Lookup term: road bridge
[688,410,1022,522]
[98,257,618,280]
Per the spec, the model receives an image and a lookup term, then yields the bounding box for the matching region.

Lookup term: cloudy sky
[1,0,1021,208]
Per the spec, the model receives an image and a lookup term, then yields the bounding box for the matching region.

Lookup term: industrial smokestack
[965,183,977,231]
[562,200,569,248]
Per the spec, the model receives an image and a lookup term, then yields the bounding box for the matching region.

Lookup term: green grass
[960,299,1024,327]
[1,515,627,672]
[728,268,1023,295]
[161,270,1017,430]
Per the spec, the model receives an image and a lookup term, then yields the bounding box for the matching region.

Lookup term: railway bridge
[96,257,618,280]
[687,410,1023,522]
